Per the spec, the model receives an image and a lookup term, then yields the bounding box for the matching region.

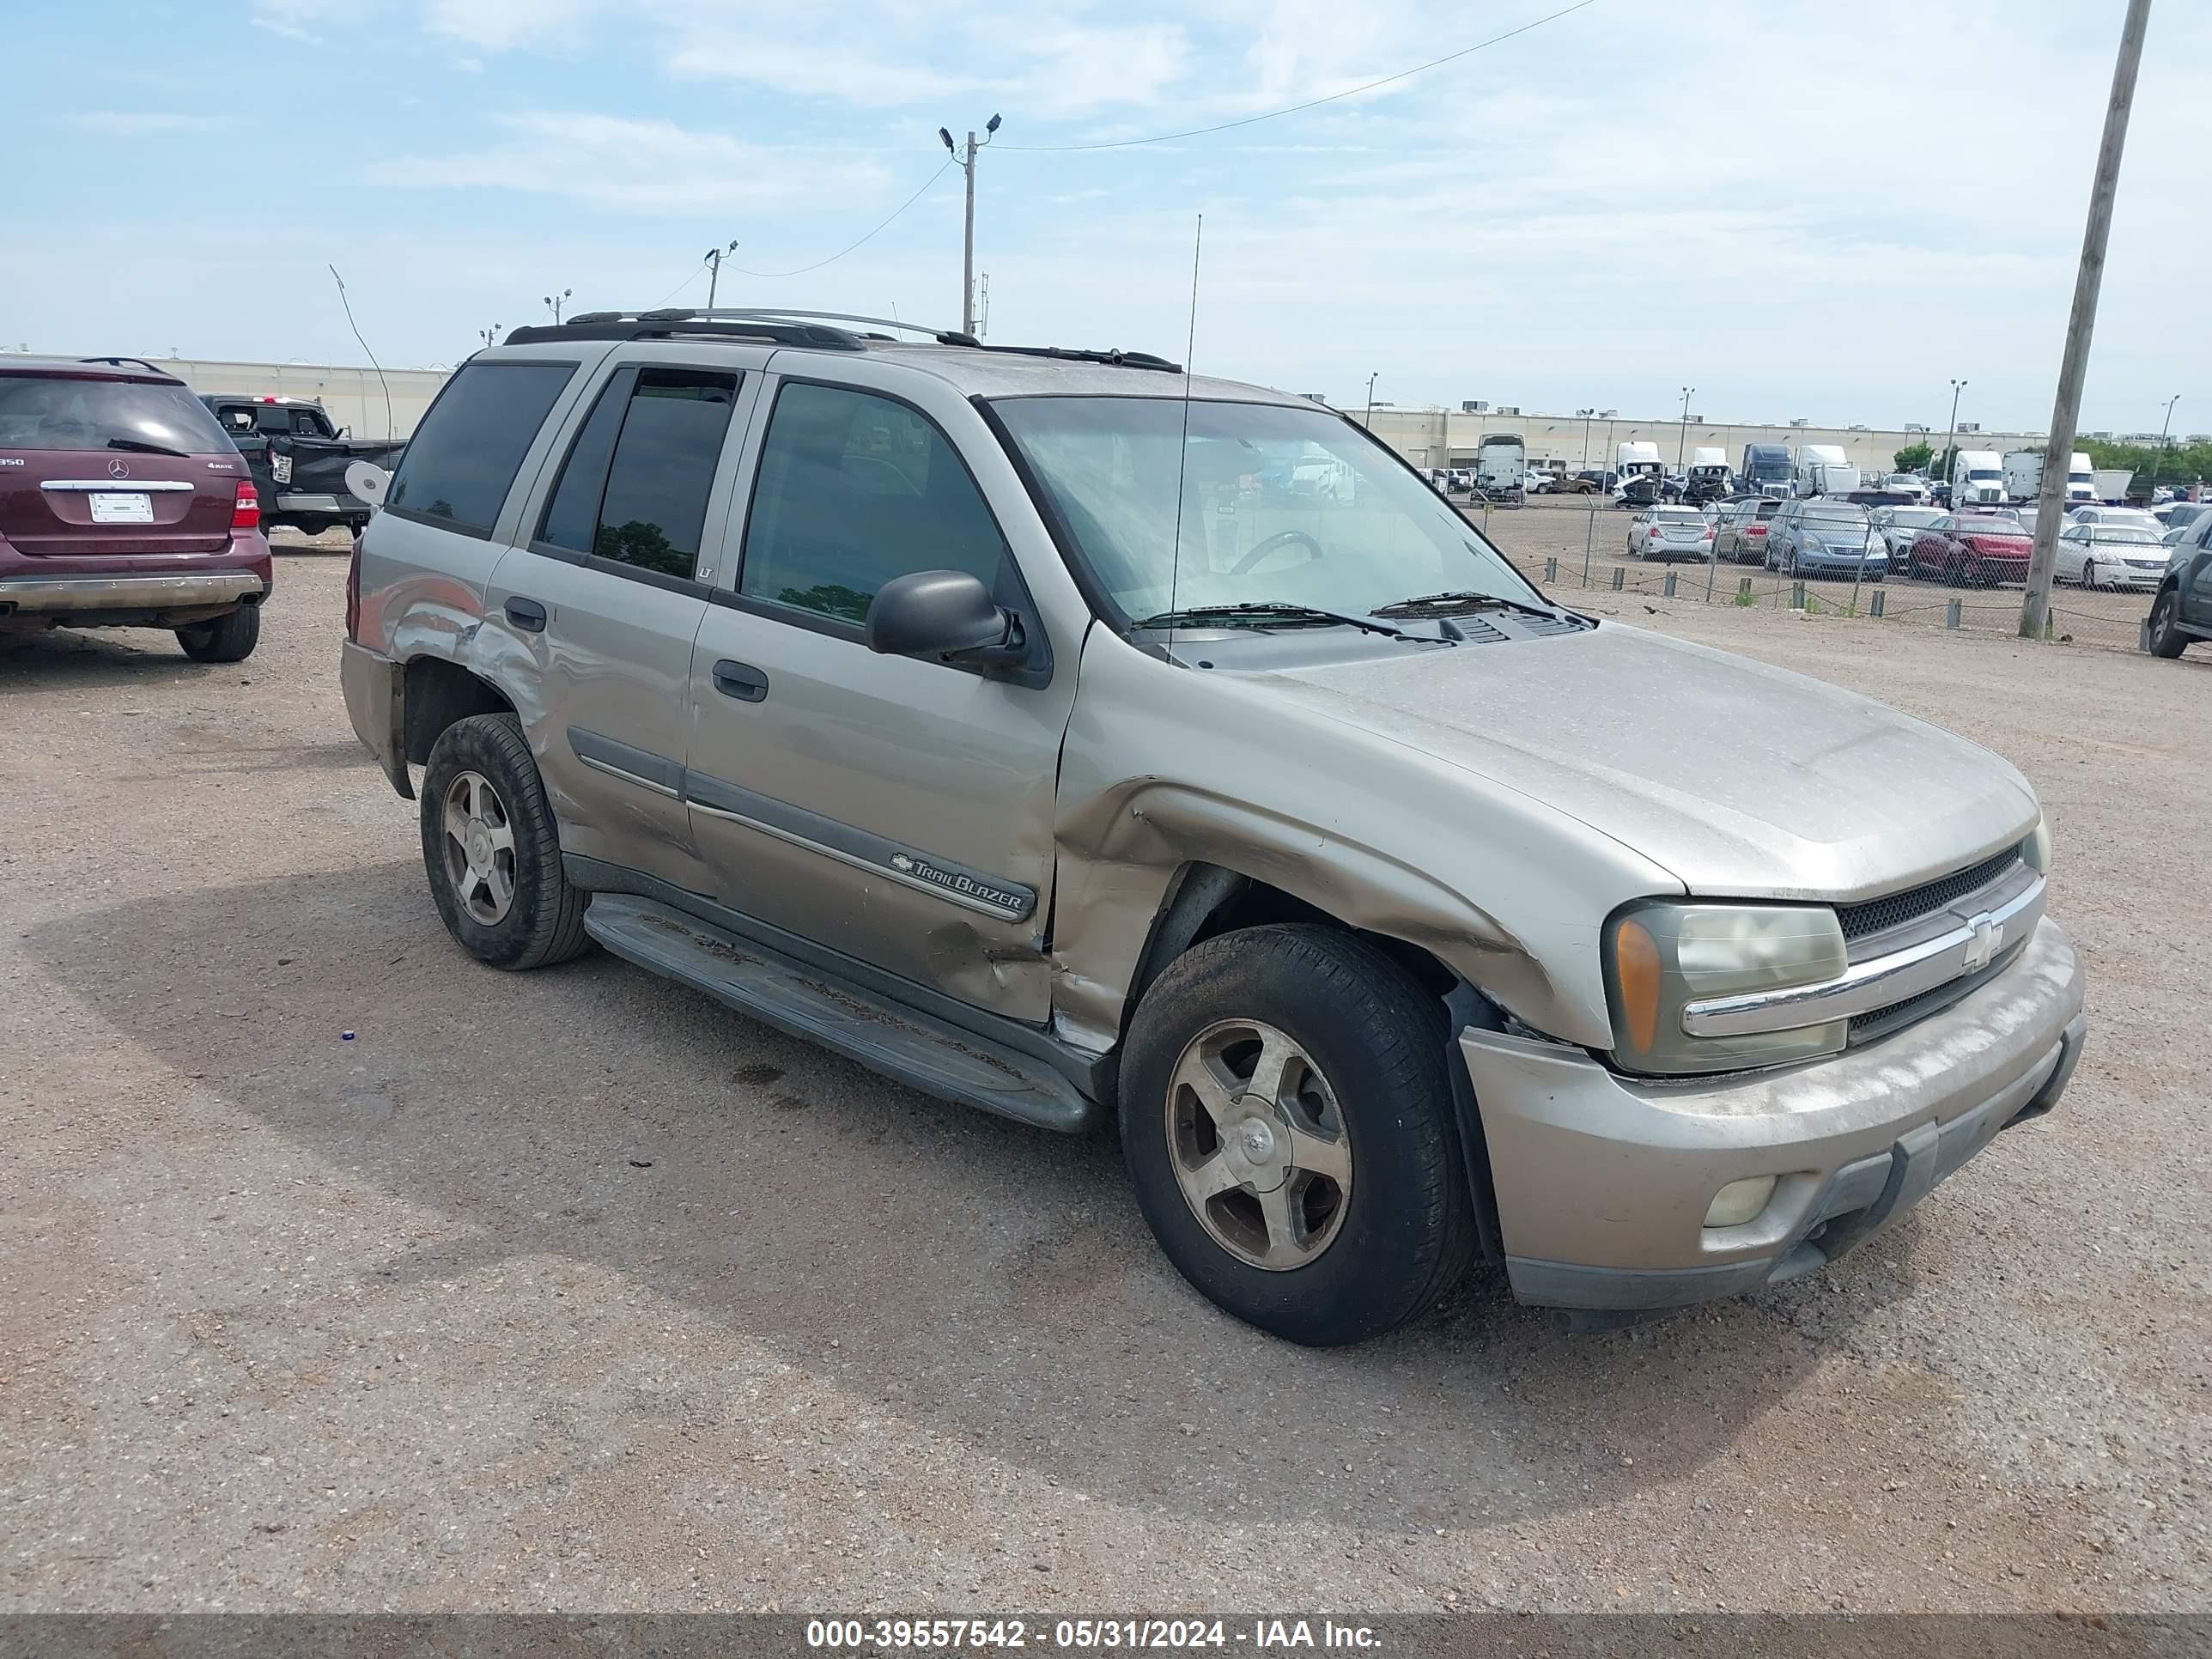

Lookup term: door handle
[505,597,547,633]
[712,659,769,702]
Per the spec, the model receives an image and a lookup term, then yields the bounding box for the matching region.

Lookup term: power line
[653,158,957,303]
[1000,0,1597,153]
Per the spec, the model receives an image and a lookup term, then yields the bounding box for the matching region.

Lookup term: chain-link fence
[1468,495,2163,651]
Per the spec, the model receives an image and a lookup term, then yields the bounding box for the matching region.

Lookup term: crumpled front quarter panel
[1049,630,1682,1052]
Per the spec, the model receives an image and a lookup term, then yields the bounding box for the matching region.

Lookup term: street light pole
[1577,407,1595,471]
[1677,386,1695,470]
[477,325,501,349]
[2157,393,2180,490]
[543,289,572,325]
[1364,372,1380,429]
[704,240,738,310]
[1944,378,1967,491]
[939,115,1000,335]
[2022,0,2154,641]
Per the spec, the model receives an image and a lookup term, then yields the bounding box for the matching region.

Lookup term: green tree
[1893,441,1934,473]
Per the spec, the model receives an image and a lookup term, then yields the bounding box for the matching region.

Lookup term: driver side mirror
[865,569,1024,670]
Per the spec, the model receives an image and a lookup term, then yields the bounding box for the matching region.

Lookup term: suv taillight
[345,532,362,642]
[232,479,261,531]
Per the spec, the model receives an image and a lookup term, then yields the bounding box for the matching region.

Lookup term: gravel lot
[3,550,2207,1616]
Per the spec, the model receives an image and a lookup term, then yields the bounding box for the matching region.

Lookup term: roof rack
[498,307,1183,373]
[696,311,1183,370]
[501,310,871,350]
[78,355,168,375]
[960,343,1183,374]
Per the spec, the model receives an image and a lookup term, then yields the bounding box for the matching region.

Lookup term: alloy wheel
[441,769,517,925]
[1164,1018,1353,1271]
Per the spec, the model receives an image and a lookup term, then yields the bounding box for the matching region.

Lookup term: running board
[581,895,1102,1134]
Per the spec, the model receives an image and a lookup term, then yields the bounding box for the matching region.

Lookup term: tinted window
[0,374,234,455]
[741,382,1006,626]
[538,367,738,579]
[386,361,574,534]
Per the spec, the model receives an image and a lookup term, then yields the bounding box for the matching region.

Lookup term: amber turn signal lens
[1613,915,1662,1055]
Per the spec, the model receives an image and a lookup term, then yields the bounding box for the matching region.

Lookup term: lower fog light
[1704,1175,1779,1229]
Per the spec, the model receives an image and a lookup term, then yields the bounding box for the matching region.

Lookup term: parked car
[0,355,270,660]
[2055,523,2170,591]
[1562,469,1614,495]
[1765,499,1886,579]
[1905,514,2034,586]
[1869,505,1947,563]
[342,307,2084,1342]
[2066,505,2160,532]
[199,393,406,539]
[2153,501,2206,532]
[1626,505,1715,562]
[2147,513,2212,659]
[1881,473,1930,502]
[1713,495,1782,563]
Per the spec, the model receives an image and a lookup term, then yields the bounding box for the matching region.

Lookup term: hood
[1256,623,2036,901]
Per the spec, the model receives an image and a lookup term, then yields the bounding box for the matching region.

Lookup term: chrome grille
[1835,843,2025,943]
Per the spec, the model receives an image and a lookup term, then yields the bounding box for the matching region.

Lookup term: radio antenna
[1165,213,1203,643]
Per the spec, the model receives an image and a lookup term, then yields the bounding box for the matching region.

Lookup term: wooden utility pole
[2021,0,2153,639]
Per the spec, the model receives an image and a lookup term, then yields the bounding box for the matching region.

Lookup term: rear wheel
[1119,925,1474,1346]
[2148,589,2188,659]
[2080,559,2099,591]
[175,605,260,663]
[419,713,589,969]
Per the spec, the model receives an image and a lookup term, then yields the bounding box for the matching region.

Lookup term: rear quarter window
[386,361,576,536]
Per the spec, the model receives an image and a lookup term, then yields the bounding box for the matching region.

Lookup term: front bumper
[1462,917,2084,1310]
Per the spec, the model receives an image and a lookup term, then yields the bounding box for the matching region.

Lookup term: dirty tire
[2147,590,2187,658]
[175,605,260,663]
[419,713,588,969]
[1120,924,1474,1346]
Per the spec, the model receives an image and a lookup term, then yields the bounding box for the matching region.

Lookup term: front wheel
[419,713,589,969]
[1119,925,1474,1346]
[2148,589,2188,658]
[176,605,260,663]
[2080,560,2098,591]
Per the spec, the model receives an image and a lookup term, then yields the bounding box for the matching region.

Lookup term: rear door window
[386,361,575,537]
[0,374,234,455]
[536,367,738,580]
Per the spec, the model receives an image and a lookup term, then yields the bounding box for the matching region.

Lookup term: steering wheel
[1230,529,1325,574]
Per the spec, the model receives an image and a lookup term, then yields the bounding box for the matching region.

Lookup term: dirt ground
[2,550,2207,1616]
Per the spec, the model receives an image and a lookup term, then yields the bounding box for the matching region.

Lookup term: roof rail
[78,355,167,375]
[962,343,1184,374]
[680,307,962,339]
[501,311,868,350]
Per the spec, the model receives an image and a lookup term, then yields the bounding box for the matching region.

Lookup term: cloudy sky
[8,1,2208,431]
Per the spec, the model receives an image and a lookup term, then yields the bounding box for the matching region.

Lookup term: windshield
[1883,507,1943,527]
[2082,526,2158,544]
[992,397,1540,623]
[1967,468,2000,481]
[1802,504,1870,526]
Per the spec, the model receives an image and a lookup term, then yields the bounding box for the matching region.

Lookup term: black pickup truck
[198,395,405,538]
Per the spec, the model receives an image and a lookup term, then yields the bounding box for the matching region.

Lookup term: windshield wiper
[106,437,190,457]
[1368,590,1564,622]
[1134,602,1432,641]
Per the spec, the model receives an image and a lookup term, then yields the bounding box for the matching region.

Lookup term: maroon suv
[0,356,271,661]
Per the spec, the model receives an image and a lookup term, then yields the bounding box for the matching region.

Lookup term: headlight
[2023,812,2051,875]
[1605,902,1849,1075]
